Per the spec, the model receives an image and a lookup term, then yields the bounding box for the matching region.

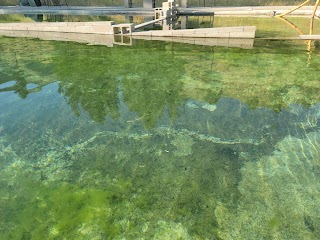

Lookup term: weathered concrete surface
[0,29,254,48]
[133,35,254,48]
[299,35,320,40]
[0,21,115,34]
[0,6,319,16]
[131,26,256,38]
[0,29,116,46]
[0,22,256,38]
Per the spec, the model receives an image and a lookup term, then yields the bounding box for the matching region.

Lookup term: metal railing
[42,0,68,6]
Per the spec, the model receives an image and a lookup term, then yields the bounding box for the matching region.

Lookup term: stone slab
[229,31,255,38]
[217,26,244,33]
[0,22,256,38]
[0,28,254,49]
[299,35,320,40]
[0,29,116,47]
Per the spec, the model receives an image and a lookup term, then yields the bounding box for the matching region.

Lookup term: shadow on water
[1,28,320,239]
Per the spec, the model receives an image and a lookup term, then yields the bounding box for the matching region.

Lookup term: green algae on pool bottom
[216,132,320,239]
[0,130,242,239]
[1,36,320,239]
[1,127,320,239]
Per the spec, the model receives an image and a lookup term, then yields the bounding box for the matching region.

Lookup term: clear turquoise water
[0,23,320,239]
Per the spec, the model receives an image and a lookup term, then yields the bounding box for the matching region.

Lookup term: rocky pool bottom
[1,90,320,239]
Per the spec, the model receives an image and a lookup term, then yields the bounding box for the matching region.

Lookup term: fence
[0,0,315,7]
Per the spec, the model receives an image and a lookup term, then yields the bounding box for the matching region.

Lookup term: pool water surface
[0,16,320,239]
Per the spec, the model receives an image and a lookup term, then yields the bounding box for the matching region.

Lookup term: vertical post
[125,15,134,23]
[180,16,188,29]
[311,0,320,19]
[27,0,37,6]
[143,0,155,8]
[181,0,188,8]
[124,0,132,8]
[309,0,320,35]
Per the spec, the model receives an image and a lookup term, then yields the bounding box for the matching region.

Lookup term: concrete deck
[0,29,255,48]
[0,22,256,38]
[130,26,256,38]
[0,6,319,16]
[0,22,115,34]
[299,35,320,40]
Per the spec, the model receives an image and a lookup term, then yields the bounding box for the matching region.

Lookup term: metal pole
[277,0,310,17]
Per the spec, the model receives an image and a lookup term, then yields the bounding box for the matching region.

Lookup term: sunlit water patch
[0,80,16,89]
[0,36,320,239]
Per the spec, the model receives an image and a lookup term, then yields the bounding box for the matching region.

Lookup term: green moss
[0,169,128,239]
[268,216,281,230]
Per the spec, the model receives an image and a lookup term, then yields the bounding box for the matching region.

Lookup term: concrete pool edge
[0,6,319,17]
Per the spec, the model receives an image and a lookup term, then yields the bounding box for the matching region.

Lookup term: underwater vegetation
[1,107,320,239]
[1,32,320,239]
[1,88,320,239]
[216,131,320,239]
[0,124,241,239]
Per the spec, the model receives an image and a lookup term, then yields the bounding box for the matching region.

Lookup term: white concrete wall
[131,26,256,38]
[0,22,256,38]
[0,21,115,35]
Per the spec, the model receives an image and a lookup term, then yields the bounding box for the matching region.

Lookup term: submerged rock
[215,131,320,240]
[171,134,194,157]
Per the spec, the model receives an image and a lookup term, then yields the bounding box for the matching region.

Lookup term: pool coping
[0,5,319,16]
